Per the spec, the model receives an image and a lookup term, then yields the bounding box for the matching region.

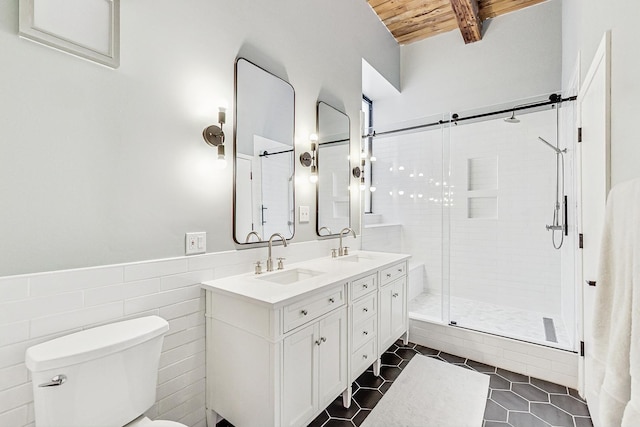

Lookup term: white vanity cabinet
[202,251,410,427]
[283,307,347,427]
[205,282,347,427]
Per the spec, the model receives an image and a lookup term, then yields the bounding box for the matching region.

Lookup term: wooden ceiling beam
[449,0,482,43]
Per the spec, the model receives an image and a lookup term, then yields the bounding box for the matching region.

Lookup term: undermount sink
[256,268,325,285]
[336,254,376,263]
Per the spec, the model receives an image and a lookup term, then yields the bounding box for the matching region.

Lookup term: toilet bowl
[127,415,188,427]
[25,316,188,427]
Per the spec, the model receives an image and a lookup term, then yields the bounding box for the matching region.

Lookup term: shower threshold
[409,292,573,351]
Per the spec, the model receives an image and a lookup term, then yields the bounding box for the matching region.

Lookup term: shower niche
[466,156,498,219]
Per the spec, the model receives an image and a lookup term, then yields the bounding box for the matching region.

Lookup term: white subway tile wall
[365,109,562,314]
[409,319,579,389]
[0,238,347,427]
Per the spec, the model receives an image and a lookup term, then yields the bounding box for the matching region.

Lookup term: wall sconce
[300,133,318,183]
[203,106,227,168]
[352,160,365,191]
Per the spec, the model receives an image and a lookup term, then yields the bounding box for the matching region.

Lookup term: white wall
[372,0,562,125]
[562,0,640,186]
[0,0,399,276]
[0,238,355,427]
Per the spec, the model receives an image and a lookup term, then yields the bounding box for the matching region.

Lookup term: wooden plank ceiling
[368,0,547,45]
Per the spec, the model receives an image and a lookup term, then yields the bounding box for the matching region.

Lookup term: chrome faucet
[267,233,288,272]
[245,231,262,243]
[338,227,356,256]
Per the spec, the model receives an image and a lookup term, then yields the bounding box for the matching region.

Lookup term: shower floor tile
[409,292,572,349]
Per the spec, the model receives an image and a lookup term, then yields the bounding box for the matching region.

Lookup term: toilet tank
[25,316,169,427]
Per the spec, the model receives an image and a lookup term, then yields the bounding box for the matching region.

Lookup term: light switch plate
[186,232,206,255]
[299,206,310,223]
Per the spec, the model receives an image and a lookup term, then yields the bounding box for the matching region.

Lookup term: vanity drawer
[351,273,377,300]
[352,316,376,350]
[352,293,377,324]
[283,284,346,332]
[380,262,406,286]
[352,338,376,377]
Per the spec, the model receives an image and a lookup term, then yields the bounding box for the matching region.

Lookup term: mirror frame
[232,57,296,246]
[315,101,351,238]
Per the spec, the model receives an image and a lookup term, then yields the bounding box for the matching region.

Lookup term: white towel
[589,177,640,426]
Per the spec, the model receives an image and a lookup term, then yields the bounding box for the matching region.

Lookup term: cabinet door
[378,278,407,353]
[390,278,406,340]
[283,323,317,427]
[318,308,348,408]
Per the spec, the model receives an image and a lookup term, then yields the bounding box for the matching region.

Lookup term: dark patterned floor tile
[550,394,590,416]
[512,383,550,402]
[569,388,586,402]
[216,420,234,427]
[378,380,392,394]
[355,370,384,389]
[530,377,568,394]
[353,388,384,409]
[414,344,439,356]
[439,351,466,364]
[322,419,355,427]
[496,368,529,383]
[394,347,418,361]
[574,416,595,427]
[351,409,370,426]
[467,359,497,373]
[380,352,402,366]
[484,399,508,422]
[394,339,413,348]
[379,365,402,381]
[398,359,410,369]
[307,410,330,427]
[326,396,360,419]
[530,402,574,427]
[489,373,511,390]
[491,390,529,411]
[455,362,473,370]
[508,411,551,427]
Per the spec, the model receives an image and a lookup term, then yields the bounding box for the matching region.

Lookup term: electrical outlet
[185,232,206,255]
[299,206,310,223]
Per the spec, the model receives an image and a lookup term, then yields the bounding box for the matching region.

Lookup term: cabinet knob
[321,337,327,343]
[392,293,399,298]
[301,309,308,316]
[315,340,322,346]
[363,331,368,336]
[329,298,335,303]
[386,273,392,278]
[362,354,368,360]
[363,284,368,289]
[397,268,403,272]
[363,307,368,313]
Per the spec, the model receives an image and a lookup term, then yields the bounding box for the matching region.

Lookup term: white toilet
[25,316,188,427]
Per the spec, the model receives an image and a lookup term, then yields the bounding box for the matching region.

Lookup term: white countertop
[201,250,410,307]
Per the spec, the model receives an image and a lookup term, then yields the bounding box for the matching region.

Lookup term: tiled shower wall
[365,109,563,314]
[0,239,345,427]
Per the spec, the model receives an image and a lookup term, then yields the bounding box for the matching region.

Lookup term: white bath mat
[360,355,489,427]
